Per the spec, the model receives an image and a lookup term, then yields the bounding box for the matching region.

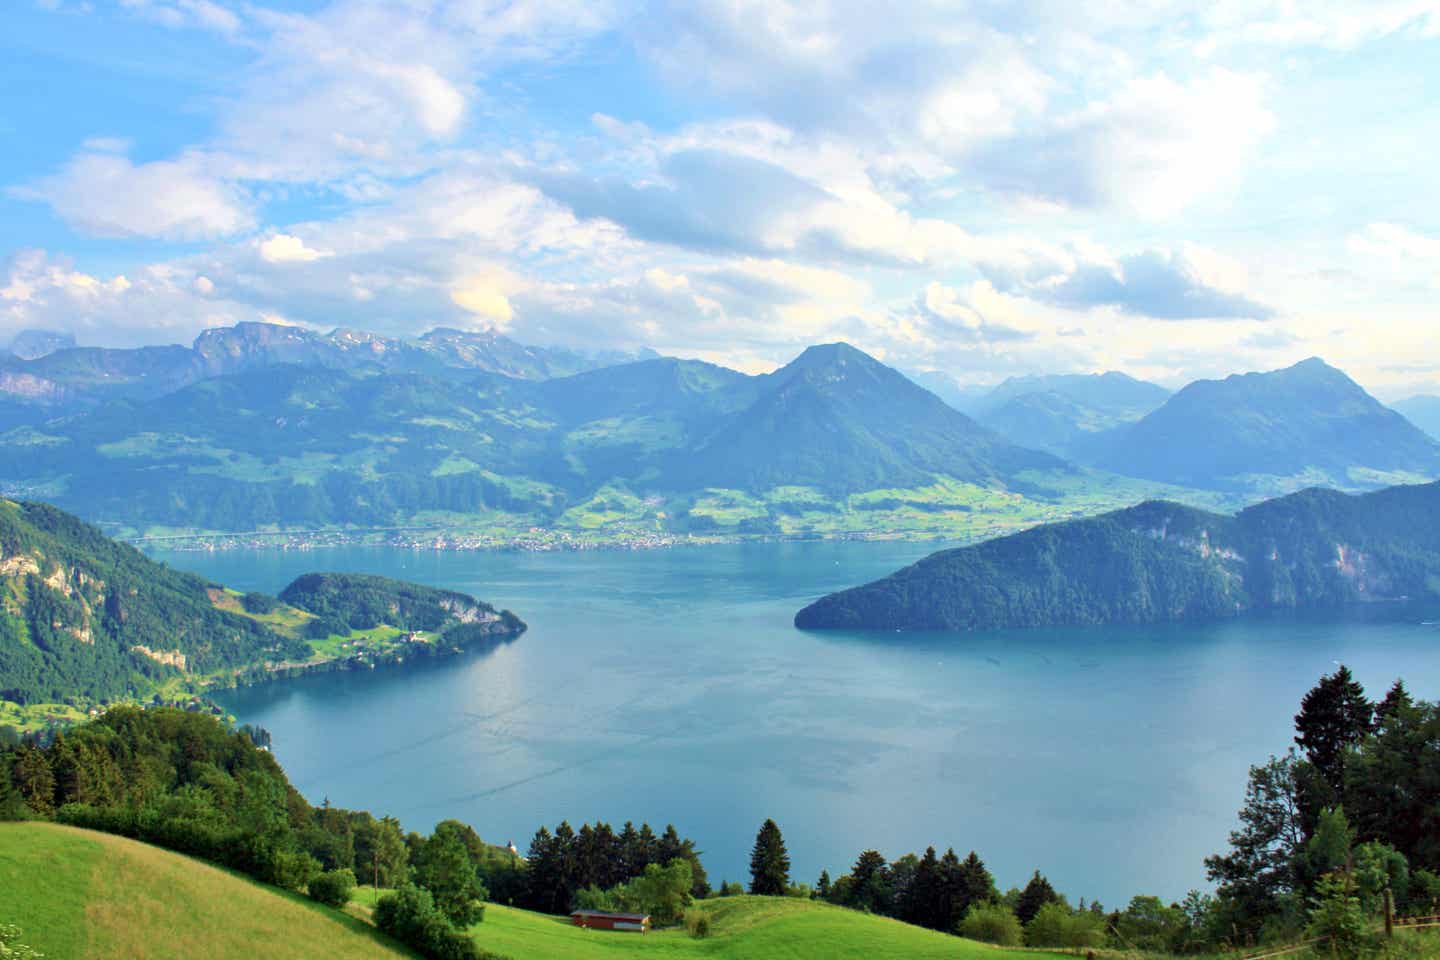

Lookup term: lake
[150,539,1440,908]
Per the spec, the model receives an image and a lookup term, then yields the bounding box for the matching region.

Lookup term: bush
[309,868,357,907]
[1307,874,1369,960]
[686,910,712,939]
[959,902,1024,945]
[0,924,43,959]
[375,883,508,960]
[1025,902,1106,949]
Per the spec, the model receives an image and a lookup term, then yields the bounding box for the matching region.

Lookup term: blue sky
[2,0,1438,396]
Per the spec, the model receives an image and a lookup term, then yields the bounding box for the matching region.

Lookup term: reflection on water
[151,541,1440,905]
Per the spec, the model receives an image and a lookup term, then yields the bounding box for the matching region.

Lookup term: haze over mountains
[1,322,1437,539]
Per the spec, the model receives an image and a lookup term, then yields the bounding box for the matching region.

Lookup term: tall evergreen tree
[1016,870,1059,926]
[1294,666,1373,797]
[749,819,790,895]
[815,869,832,901]
[1375,680,1414,733]
[900,846,945,930]
[957,851,997,915]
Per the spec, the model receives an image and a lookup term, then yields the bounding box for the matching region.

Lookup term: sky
[2,0,1438,396]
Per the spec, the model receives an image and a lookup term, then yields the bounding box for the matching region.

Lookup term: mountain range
[0,322,654,416]
[795,480,1440,632]
[1,321,1438,540]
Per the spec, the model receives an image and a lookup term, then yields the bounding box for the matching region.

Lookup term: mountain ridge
[795,480,1440,632]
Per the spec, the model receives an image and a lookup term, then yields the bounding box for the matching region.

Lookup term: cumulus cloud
[259,234,330,264]
[981,244,1274,320]
[17,150,253,240]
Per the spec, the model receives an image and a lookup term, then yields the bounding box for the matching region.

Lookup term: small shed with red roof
[569,910,652,933]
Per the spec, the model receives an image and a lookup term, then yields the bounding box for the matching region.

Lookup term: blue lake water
[150,540,1440,907]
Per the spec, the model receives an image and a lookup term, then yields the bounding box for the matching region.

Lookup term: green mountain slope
[677,343,1064,493]
[1080,358,1440,493]
[0,341,1086,539]
[3,822,414,960]
[795,481,1440,631]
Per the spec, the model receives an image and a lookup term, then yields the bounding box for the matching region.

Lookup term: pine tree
[1294,666,1374,796]
[958,851,998,912]
[1016,870,1059,926]
[749,819,790,895]
[815,869,832,901]
[1375,680,1414,733]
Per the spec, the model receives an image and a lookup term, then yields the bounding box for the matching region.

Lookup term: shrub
[0,924,43,959]
[375,883,508,960]
[309,868,357,908]
[1307,874,1369,960]
[959,901,1023,946]
[686,910,712,939]
[1025,902,1106,949]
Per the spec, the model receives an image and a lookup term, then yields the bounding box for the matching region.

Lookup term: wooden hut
[569,910,652,933]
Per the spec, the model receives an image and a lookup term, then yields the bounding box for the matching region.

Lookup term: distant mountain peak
[8,328,78,361]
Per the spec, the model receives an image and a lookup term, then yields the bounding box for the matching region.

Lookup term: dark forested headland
[796,481,1440,631]
[0,499,525,735]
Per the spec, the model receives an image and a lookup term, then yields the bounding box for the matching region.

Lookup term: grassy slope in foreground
[1,822,413,960]
[465,896,1068,960]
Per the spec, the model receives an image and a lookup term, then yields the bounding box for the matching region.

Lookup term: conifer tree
[1294,665,1373,796]
[815,869,832,901]
[1016,870,1059,926]
[749,819,790,895]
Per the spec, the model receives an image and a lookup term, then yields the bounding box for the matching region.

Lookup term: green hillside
[356,888,1064,960]
[797,481,1440,632]
[0,500,525,733]
[1,822,413,959]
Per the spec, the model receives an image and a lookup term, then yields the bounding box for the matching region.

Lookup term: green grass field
[468,896,1075,960]
[1,822,414,959]
[354,887,1073,960]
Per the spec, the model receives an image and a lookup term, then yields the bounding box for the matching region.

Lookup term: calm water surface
[150,540,1440,906]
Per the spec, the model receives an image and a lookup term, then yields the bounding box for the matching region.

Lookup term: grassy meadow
[1,822,414,959]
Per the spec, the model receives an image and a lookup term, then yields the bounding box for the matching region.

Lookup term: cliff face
[795,482,1440,632]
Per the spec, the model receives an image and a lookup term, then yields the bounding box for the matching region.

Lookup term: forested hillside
[796,481,1440,631]
[0,500,525,732]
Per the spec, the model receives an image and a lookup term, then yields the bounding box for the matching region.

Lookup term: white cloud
[18,150,253,240]
[973,69,1274,218]
[1347,223,1440,287]
[259,234,330,264]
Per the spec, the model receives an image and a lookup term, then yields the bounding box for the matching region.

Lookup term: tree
[846,849,893,914]
[814,870,831,901]
[355,815,409,889]
[416,823,488,927]
[1016,871,1059,926]
[748,819,790,895]
[308,868,357,908]
[1375,680,1413,733]
[1295,666,1373,800]
[899,847,943,929]
[1306,874,1366,960]
[1301,807,1355,890]
[9,747,54,816]
[1205,753,1305,934]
